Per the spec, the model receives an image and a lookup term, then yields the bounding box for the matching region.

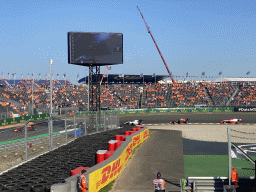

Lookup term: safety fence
[227,126,256,179]
[51,128,150,192]
[0,111,119,173]
[89,107,235,115]
[180,177,254,192]
[0,105,247,128]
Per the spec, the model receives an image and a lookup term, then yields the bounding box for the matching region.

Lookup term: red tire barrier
[108,140,117,151]
[71,167,90,176]
[104,151,114,160]
[121,135,126,141]
[130,131,135,135]
[132,128,137,132]
[96,150,107,164]
[115,135,122,141]
[124,131,130,136]
[115,141,124,150]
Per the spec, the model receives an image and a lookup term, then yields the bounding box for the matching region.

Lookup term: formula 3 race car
[220,118,242,124]
[123,120,143,126]
[170,118,190,124]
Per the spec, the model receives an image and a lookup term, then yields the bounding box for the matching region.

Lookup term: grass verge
[184,155,256,178]
[98,180,116,192]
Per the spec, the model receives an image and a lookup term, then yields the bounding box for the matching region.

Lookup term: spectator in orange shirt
[231,168,239,187]
[78,170,88,192]
[153,172,165,192]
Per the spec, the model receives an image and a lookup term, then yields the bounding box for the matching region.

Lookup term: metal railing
[181,177,255,191]
[0,110,120,173]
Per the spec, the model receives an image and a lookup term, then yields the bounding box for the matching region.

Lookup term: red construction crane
[137,6,175,84]
[100,66,108,86]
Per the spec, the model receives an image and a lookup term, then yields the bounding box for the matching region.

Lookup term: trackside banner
[0,113,49,126]
[89,128,149,191]
[234,107,256,112]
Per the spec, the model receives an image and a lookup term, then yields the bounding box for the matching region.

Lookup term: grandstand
[0,76,256,118]
[78,74,169,84]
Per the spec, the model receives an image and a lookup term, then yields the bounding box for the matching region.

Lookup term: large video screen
[68,32,123,66]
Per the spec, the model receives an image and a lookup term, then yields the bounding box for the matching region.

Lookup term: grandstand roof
[213,77,256,82]
[78,74,169,84]
[0,79,72,87]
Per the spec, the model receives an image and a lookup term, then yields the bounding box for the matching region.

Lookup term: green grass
[184,155,229,177]
[232,156,256,177]
[98,180,115,192]
[184,155,256,178]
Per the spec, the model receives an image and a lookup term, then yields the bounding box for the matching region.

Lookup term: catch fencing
[118,107,234,115]
[227,126,256,184]
[0,111,120,173]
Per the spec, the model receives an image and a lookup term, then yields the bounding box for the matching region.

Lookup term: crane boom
[100,66,108,86]
[137,6,175,84]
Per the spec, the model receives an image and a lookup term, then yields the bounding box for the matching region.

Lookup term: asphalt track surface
[111,129,184,192]
[0,112,255,145]
[119,112,256,125]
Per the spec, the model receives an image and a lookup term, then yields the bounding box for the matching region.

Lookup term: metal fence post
[96,111,98,133]
[84,112,87,135]
[25,120,28,161]
[104,111,106,131]
[227,126,231,186]
[48,117,52,151]
[110,112,112,129]
[118,112,120,128]
[74,113,76,139]
[116,112,118,129]
[51,114,53,149]
[65,114,67,143]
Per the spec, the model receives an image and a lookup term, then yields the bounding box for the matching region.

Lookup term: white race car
[123,120,143,126]
[220,118,242,124]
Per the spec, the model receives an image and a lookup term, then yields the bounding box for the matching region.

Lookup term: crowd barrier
[0,113,49,126]
[54,128,149,192]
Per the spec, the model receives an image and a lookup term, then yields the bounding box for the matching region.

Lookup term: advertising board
[89,129,149,191]
[0,114,49,127]
[234,106,256,112]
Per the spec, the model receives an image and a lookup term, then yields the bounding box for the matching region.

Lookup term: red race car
[170,118,190,124]
[13,122,37,133]
[220,118,242,124]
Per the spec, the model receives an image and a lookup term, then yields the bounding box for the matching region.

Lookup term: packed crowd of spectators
[230,85,256,106]
[206,82,234,106]
[0,78,256,117]
[144,82,209,108]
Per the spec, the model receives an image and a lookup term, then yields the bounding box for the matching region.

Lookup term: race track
[119,112,256,124]
[1,112,255,144]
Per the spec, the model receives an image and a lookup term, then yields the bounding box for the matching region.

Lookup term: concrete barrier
[52,127,149,192]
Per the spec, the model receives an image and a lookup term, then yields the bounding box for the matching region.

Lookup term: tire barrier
[62,127,149,192]
[0,125,135,191]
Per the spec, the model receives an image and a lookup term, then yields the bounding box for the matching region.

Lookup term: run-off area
[149,125,256,178]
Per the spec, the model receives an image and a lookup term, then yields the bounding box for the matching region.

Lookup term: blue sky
[0,0,255,84]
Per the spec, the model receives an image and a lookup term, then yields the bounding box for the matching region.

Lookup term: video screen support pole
[88,66,101,111]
